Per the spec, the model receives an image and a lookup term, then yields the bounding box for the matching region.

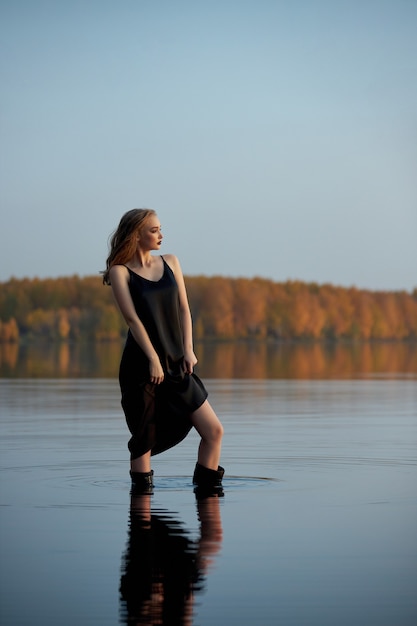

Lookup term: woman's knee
[207,419,224,443]
[192,403,224,442]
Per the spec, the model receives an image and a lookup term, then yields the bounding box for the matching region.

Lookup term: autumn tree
[1,274,416,342]
[0,318,19,342]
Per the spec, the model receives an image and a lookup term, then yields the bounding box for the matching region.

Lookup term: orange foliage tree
[0,274,416,342]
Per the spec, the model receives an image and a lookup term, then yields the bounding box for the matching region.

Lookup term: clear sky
[1,0,416,291]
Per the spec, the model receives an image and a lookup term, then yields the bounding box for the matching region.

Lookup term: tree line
[0,274,416,342]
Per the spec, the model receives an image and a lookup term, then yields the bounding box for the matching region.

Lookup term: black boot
[130,469,154,495]
[193,462,224,498]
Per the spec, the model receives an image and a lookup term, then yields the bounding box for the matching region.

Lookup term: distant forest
[0,274,416,342]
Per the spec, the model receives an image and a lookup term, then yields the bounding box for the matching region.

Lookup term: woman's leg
[131,451,151,473]
[190,400,224,470]
[130,451,153,494]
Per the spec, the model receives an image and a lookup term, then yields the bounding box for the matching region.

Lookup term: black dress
[119,256,208,459]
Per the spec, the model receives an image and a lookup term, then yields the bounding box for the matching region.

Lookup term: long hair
[102,208,157,285]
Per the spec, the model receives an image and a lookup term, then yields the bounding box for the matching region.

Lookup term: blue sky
[1,0,416,290]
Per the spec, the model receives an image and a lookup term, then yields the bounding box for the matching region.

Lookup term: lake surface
[0,344,416,625]
[1,340,416,379]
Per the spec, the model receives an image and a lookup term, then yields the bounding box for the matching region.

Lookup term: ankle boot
[193,463,224,498]
[130,469,154,495]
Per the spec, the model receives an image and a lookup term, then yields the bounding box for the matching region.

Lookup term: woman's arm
[109,265,164,384]
[164,254,198,374]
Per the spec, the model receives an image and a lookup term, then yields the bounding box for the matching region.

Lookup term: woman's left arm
[165,254,198,374]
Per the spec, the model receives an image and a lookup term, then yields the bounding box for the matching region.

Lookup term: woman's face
[137,215,163,251]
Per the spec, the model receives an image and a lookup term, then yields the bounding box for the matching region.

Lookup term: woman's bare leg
[131,451,151,473]
[190,400,224,470]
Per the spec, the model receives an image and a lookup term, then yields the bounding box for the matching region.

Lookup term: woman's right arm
[109,265,164,384]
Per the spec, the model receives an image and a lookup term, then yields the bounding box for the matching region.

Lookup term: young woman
[103,209,224,495]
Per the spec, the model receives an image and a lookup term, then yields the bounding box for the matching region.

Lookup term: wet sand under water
[0,378,416,625]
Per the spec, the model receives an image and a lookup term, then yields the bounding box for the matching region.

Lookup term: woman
[103,209,224,495]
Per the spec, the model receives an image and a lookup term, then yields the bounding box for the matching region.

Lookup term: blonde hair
[102,208,157,285]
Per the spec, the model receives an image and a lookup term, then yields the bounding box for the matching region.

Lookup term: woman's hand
[149,356,164,385]
[183,350,198,375]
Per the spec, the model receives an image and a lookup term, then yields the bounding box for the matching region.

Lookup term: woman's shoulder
[162,253,178,263]
[109,264,130,281]
[162,253,181,271]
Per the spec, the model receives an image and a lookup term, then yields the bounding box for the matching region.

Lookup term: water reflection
[198,341,417,379]
[1,340,415,378]
[119,494,223,625]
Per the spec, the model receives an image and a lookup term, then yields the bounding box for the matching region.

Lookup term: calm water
[1,340,416,379]
[0,345,416,625]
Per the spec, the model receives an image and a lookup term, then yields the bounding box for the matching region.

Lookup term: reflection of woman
[119,494,223,625]
[103,209,224,494]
